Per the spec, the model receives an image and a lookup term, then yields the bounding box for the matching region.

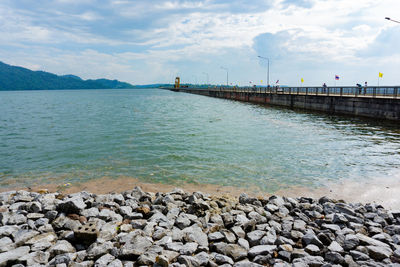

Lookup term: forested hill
[0,61,134,90]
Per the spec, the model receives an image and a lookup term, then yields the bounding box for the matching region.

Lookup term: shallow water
[1,89,399,192]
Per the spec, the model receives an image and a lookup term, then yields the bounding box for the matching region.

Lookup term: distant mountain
[0,61,135,90]
[61,74,82,81]
[133,84,171,88]
[89,78,134,89]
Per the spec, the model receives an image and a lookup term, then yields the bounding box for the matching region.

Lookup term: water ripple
[0,89,399,191]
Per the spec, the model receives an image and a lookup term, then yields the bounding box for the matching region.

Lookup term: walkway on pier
[169,86,400,121]
[199,86,400,99]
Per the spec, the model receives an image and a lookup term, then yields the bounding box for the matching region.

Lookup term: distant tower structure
[174,77,180,89]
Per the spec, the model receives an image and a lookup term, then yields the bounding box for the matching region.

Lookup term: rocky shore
[1,187,400,266]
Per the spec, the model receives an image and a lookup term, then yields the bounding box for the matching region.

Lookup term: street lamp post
[258,56,270,87]
[385,17,400,24]
[220,66,228,86]
[202,72,209,85]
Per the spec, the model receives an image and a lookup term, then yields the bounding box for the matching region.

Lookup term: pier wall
[178,89,400,121]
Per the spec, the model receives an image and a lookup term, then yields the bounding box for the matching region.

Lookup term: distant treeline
[0,61,135,90]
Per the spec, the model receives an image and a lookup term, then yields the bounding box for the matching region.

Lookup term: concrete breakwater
[1,187,400,266]
[171,87,400,121]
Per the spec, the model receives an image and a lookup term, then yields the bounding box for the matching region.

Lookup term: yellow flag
[261,80,263,83]
[301,78,304,83]
[379,72,383,78]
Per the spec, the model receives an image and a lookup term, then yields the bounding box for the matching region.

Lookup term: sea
[1,88,400,192]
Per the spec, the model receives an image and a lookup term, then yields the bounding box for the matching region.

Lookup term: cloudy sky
[0,0,399,86]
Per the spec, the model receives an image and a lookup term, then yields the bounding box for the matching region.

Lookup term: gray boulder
[182,224,208,247]
[293,220,306,231]
[231,226,246,239]
[238,238,250,250]
[81,207,99,218]
[0,225,19,237]
[57,197,86,214]
[98,209,123,222]
[108,259,123,267]
[6,213,27,225]
[180,242,198,255]
[304,244,320,255]
[19,251,50,265]
[0,246,30,267]
[234,260,264,267]
[292,255,325,266]
[214,253,234,265]
[366,245,393,260]
[302,232,324,249]
[325,251,345,265]
[178,255,200,267]
[165,242,183,252]
[208,232,224,242]
[25,232,57,245]
[12,229,39,246]
[194,251,209,266]
[349,250,370,261]
[248,245,277,258]
[356,233,390,248]
[328,241,344,253]
[176,214,192,229]
[49,240,76,257]
[119,236,152,259]
[247,230,265,246]
[344,234,359,250]
[94,253,115,266]
[87,241,114,259]
[214,243,247,261]
[0,237,14,253]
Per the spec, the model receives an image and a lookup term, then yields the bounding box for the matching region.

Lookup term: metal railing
[186,86,400,99]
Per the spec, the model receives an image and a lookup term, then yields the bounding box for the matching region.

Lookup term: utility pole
[220,66,229,86]
[258,56,270,87]
[202,72,209,85]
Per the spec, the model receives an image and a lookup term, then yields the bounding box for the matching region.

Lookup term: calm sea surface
[1,89,400,192]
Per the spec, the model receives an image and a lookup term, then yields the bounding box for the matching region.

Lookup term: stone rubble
[1,187,400,266]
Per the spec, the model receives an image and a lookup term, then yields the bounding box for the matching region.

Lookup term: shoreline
[1,185,400,266]
[2,175,400,209]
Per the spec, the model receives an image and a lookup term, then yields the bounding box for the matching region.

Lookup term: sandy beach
[2,175,400,210]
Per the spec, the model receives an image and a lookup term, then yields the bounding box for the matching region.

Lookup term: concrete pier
[169,86,400,121]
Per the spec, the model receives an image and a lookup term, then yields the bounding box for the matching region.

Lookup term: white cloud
[0,0,399,85]
[155,1,206,10]
[75,11,102,21]
[55,0,95,4]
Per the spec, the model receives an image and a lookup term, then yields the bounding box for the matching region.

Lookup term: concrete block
[74,221,99,245]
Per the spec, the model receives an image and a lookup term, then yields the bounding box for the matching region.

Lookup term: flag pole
[378,72,383,86]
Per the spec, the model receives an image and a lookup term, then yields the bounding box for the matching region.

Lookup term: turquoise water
[1,89,400,191]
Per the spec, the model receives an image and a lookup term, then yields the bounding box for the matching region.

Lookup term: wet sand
[0,176,256,198]
[274,179,400,210]
[2,175,400,210]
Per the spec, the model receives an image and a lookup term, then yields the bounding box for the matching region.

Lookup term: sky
[0,0,399,86]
